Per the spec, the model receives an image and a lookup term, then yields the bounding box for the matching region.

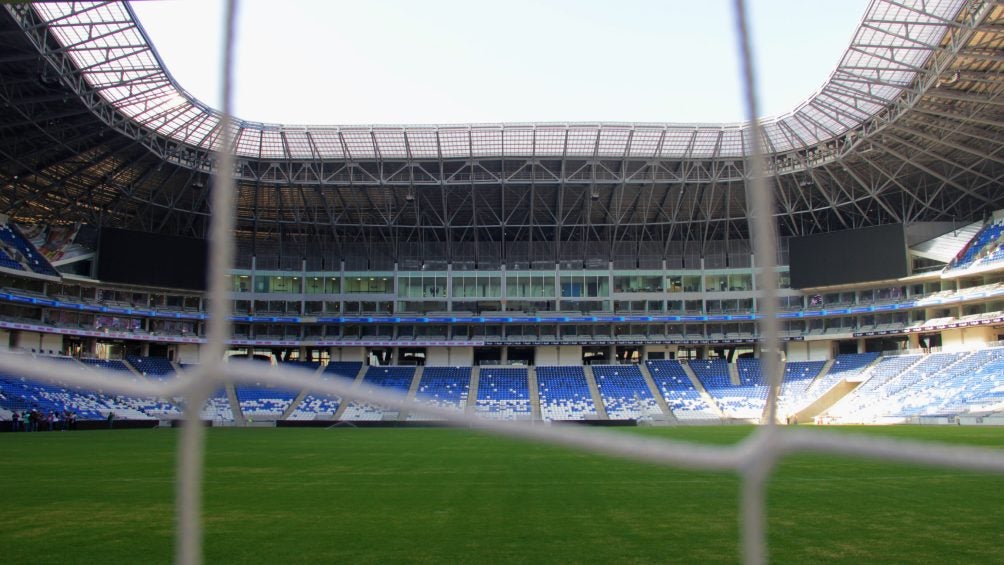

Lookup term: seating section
[945,219,1004,273]
[810,352,879,395]
[0,355,154,420]
[690,359,763,420]
[0,248,24,271]
[0,223,59,276]
[536,366,597,421]
[235,383,299,420]
[409,366,471,420]
[178,363,235,422]
[4,350,1004,425]
[592,364,661,420]
[126,355,176,380]
[288,361,361,420]
[827,348,1004,421]
[340,366,416,421]
[645,360,719,420]
[201,388,234,422]
[474,367,531,420]
[776,360,826,416]
[826,352,965,423]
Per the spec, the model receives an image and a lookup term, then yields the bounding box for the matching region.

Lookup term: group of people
[10,408,77,432]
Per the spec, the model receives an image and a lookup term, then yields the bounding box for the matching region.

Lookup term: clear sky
[129,0,870,126]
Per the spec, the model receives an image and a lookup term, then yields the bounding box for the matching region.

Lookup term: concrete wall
[941,326,996,352]
[425,346,474,366]
[13,331,62,354]
[535,345,582,366]
[785,340,832,362]
[643,344,678,360]
[329,347,366,362]
[176,343,201,364]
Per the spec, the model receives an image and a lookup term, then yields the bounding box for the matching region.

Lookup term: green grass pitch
[2,425,1002,564]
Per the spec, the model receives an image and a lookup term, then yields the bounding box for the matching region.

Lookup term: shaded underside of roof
[0,0,1002,264]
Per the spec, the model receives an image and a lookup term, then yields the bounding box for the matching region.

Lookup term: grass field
[2,425,1002,564]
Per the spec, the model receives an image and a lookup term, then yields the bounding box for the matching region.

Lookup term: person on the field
[10,409,19,432]
[107,411,115,429]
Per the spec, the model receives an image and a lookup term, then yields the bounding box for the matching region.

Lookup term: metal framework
[1,0,1004,266]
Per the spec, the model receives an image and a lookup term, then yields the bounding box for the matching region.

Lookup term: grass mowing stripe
[1,426,1001,564]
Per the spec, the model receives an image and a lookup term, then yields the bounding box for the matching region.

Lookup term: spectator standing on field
[10,409,19,432]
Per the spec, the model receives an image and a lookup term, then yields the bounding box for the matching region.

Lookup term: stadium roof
[21,0,971,159]
[1,0,1004,263]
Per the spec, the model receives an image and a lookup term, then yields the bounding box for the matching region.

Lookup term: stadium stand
[645,360,720,421]
[474,367,532,420]
[340,366,416,421]
[776,360,826,416]
[0,355,153,420]
[287,361,361,420]
[826,352,966,423]
[690,359,760,419]
[945,219,1004,273]
[235,384,299,420]
[408,366,471,420]
[0,248,24,271]
[0,223,58,276]
[200,388,234,423]
[591,364,661,420]
[536,366,597,421]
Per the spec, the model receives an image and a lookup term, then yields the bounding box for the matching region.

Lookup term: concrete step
[582,365,609,420]
[638,362,678,424]
[466,366,480,414]
[682,362,725,419]
[400,366,424,420]
[332,364,369,420]
[728,362,741,385]
[528,366,541,421]
[760,360,786,425]
[225,383,245,426]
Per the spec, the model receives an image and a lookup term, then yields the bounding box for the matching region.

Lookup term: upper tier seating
[0,248,24,271]
[592,364,661,420]
[536,366,597,421]
[474,367,531,420]
[0,223,58,276]
[945,219,1004,273]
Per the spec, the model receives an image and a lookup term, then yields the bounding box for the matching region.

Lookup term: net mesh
[2,2,1004,565]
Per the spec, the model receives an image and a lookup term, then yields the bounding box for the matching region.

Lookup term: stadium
[1,1,1004,563]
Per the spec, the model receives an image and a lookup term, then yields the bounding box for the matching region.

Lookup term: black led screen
[788,223,908,289]
[97,227,207,291]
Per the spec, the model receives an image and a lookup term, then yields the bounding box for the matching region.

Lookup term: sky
[129,0,870,126]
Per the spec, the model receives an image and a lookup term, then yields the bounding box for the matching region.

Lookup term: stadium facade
[1,1,1004,423]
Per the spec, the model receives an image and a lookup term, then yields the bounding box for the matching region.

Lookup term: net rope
[2,1,1003,564]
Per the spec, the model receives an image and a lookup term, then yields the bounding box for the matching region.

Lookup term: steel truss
[0,1,1003,266]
